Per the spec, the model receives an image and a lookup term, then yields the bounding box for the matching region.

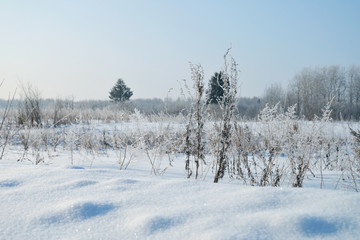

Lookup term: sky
[1,0,360,100]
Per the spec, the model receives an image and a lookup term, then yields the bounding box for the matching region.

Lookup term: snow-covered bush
[183,63,206,179]
[347,128,360,191]
[0,95,14,160]
[229,101,335,188]
[213,48,239,183]
[140,122,178,176]
[229,123,258,185]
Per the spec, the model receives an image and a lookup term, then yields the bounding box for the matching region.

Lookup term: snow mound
[299,216,343,237]
[64,165,85,170]
[0,179,21,188]
[57,180,98,189]
[39,200,117,224]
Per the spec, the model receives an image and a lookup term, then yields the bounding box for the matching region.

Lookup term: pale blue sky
[1,0,359,100]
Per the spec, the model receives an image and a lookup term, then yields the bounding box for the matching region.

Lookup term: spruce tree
[206,72,230,105]
[109,79,133,102]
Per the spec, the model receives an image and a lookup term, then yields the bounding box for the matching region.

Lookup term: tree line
[264,65,360,120]
[1,64,359,121]
[106,64,360,121]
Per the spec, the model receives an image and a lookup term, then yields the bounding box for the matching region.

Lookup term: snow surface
[1,151,360,240]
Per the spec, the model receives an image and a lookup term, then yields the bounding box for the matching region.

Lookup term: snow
[1,151,360,240]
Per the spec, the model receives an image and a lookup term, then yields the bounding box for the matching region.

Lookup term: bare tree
[289,65,350,120]
[347,65,360,119]
[0,81,16,160]
[18,82,42,127]
[262,83,284,107]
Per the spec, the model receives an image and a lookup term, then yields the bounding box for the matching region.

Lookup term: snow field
[1,114,360,239]
[1,156,359,240]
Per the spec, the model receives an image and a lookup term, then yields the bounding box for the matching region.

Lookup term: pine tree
[109,79,133,102]
[206,72,230,105]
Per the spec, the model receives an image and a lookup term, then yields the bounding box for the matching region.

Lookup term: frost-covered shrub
[213,48,238,183]
[229,101,335,188]
[139,122,179,175]
[0,96,14,160]
[346,128,360,191]
[183,63,206,179]
[230,123,258,185]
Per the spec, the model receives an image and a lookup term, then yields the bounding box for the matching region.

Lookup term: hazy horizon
[1,0,359,101]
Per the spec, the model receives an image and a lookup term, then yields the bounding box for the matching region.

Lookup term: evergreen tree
[206,72,229,105]
[109,79,133,102]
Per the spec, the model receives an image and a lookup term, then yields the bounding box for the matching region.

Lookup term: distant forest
[263,65,360,120]
[0,96,262,120]
[1,64,359,121]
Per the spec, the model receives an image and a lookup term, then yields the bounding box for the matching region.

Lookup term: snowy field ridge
[1,155,360,240]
